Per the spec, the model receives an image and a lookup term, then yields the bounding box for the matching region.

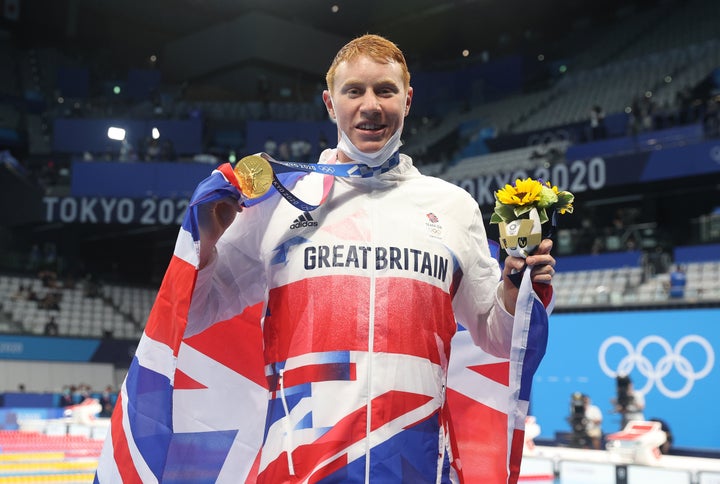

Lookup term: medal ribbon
[252,151,401,212]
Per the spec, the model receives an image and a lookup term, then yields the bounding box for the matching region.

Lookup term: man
[668,264,687,298]
[583,394,603,450]
[96,34,555,483]
[616,378,646,428]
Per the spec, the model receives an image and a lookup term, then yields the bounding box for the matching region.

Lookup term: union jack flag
[94,164,549,483]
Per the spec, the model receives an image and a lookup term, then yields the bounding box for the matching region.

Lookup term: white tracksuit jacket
[190,149,514,483]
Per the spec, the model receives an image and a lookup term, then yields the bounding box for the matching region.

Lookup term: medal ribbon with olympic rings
[233,151,400,212]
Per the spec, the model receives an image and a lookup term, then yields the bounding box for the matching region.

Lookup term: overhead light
[152,127,160,140]
[107,127,126,141]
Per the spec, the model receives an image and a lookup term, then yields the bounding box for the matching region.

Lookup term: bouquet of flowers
[490,177,574,258]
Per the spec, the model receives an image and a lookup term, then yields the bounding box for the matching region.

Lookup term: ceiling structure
[18,0,653,99]
[7,0,672,282]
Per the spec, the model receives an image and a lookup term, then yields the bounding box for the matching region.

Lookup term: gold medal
[233,155,274,198]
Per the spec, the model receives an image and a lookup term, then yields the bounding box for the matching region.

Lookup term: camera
[568,392,589,448]
[571,392,585,418]
[616,375,631,411]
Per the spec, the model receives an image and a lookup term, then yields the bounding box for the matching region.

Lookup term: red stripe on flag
[144,255,197,355]
[467,361,510,386]
[183,302,267,389]
[217,163,242,191]
[265,276,454,365]
[532,282,553,308]
[508,427,526,484]
[265,276,370,361]
[445,388,508,483]
[369,390,434,432]
[275,362,357,390]
[258,391,432,482]
[308,454,348,484]
[245,451,262,484]
[173,369,208,390]
[375,278,455,364]
[110,393,143,483]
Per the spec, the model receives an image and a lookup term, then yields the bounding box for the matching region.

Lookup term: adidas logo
[290,211,318,229]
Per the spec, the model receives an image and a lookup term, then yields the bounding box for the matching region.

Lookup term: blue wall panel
[532,308,719,450]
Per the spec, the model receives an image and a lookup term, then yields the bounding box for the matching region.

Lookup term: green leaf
[490,212,504,224]
[514,205,534,217]
[494,204,516,223]
[538,208,549,224]
[557,192,574,206]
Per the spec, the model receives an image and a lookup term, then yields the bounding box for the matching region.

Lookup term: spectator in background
[83,273,102,298]
[59,387,73,407]
[676,86,694,124]
[119,138,137,161]
[144,137,162,161]
[44,315,59,336]
[99,386,115,417]
[589,105,606,140]
[263,136,277,157]
[614,376,646,428]
[703,97,719,138]
[27,244,42,271]
[39,269,58,288]
[74,384,91,403]
[277,140,290,160]
[583,394,603,450]
[11,284,29,301]
[290,137,313,162]
[38,291,61,310]
[43,242,57,270]
[161,139,176,161]
[627,99,642,138]
[668,264,687,298]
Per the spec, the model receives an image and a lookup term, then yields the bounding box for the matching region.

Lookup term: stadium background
[0,0,718,474]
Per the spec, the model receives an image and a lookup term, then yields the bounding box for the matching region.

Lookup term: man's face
[323,55,412,162]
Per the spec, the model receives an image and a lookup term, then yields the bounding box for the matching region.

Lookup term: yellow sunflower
[496,178,543,206]
[490,177,575,225]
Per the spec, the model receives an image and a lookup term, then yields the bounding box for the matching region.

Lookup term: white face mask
[336,128,403,167]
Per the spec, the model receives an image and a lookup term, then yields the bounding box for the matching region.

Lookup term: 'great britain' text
[304,245,448,283]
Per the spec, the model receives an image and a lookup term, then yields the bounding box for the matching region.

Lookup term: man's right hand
[197,197,243,268]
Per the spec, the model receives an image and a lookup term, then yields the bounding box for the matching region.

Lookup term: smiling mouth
[357,123,384,132]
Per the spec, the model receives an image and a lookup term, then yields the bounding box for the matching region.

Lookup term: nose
[359,92,381,113]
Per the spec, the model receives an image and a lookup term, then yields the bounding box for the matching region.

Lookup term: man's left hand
[502,239,555,314]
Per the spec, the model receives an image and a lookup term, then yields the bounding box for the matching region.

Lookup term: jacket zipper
[364,198,377,483]
[436,383,447,483]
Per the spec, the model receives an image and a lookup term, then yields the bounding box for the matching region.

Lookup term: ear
[404,86,413,117]
[322,91,335,120]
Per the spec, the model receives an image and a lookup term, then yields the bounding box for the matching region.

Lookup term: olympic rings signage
[598,335,714,399]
